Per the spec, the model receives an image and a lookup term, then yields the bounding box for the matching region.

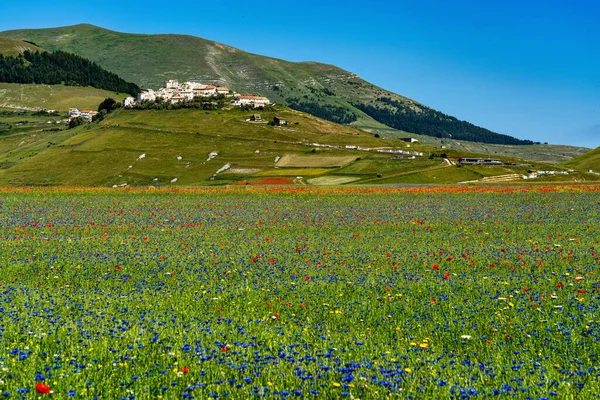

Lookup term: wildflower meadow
[0,186,599,399]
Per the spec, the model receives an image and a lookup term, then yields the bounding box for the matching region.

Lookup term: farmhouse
[273,116,288,126]
[235,95,270,108]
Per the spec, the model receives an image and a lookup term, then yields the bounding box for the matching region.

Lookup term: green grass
[307,176,361,185]
[562,146,600,173]
[254,168,330,177]
[0,188,599,398]
[0,107,593,187]
[0,82,127,111]
[0,36,45,56]
[276,154,357,168]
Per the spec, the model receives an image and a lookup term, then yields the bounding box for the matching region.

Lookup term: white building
[163,80,179,89]
[123,97,135,108]
[138,89,156,102]
[235,95,270,108]
[79,110,98,122]
[179,91,195,101]
[68,108,81,117]
[194,85,217,97]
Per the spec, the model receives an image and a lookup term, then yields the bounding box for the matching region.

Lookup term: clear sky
[1,0,599,147]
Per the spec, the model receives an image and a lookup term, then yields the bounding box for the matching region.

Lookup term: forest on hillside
[286,97,357,124]
[0,50,140,96]
[354,97,534,145]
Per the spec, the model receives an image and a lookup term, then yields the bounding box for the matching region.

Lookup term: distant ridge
[1,24,534,145]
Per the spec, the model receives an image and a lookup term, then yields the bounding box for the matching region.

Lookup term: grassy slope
[0,107,595,187]
[0,82,127,111]
[0,36,45,56]
[562,146,600,172]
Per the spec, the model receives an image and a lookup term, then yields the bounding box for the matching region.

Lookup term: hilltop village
[122,80,271,108]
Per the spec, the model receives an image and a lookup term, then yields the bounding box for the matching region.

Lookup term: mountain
[1,24,533,145]
[0,36,45,56]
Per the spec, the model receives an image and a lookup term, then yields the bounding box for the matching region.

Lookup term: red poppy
[181,366,189,374]
[556,282,564,288]
[432,264,439,270]
[273,312,280,318]
[443,273,450,280]
[35,383,51,394]
[303,276,310,281]
[115,265,122,271]
[220,346,229,352]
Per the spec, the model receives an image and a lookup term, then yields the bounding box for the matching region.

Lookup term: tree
[98,98,117,113]
[68,117,86,129]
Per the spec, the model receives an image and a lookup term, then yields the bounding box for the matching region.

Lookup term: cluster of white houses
[122,80,270,108]
[67,108,98,122]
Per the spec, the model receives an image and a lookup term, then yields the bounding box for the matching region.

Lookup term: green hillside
[0,36,45,56]
[1,24,532,145]
[562,146,600,173]
[0,106,595,187]
[0,82,127,111]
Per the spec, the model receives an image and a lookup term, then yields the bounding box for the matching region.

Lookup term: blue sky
[1,0,599,147]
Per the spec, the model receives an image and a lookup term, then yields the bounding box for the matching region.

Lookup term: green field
[0,107,594,187]
[0,186,599,398]
[276,154,357,168]
[0,82,127,111]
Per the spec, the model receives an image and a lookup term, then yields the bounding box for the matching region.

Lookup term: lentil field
[1,186,599,399]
